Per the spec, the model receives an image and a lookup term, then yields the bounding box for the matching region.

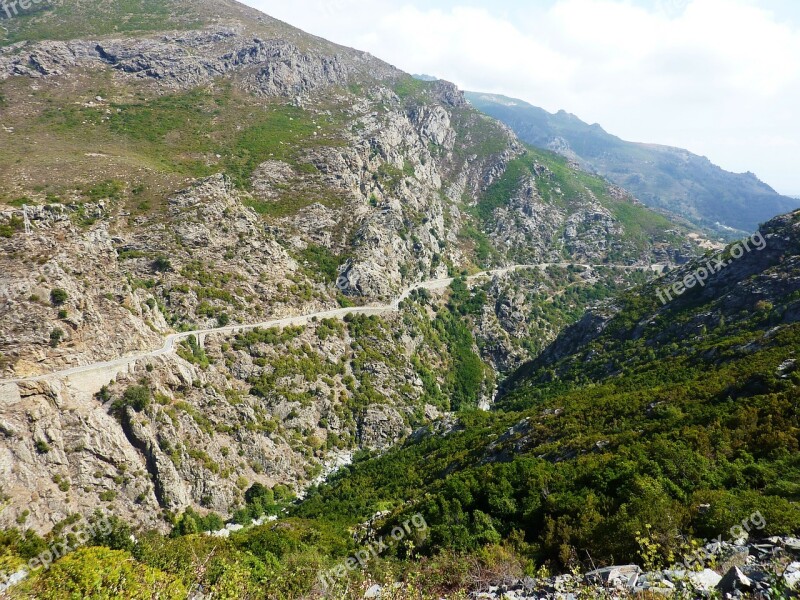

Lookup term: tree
[49,328,64,348]
[122,385,151,412]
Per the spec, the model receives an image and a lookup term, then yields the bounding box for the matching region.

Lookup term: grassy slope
[0,0,275,45]
[0,74,348,215]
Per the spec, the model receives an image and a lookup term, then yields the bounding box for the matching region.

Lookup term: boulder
[784,562,800,590]
[584,564,640,588]
[717,566,753,594]
[364,584,382,599]
[686,568,723,591]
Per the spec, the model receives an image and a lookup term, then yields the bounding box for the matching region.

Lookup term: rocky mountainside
[466,91,800,236]
[505,209,800,390]
[0,0,712,535]
[0,3,796,599]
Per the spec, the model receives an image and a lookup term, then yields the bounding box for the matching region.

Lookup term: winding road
[0,262,662,388]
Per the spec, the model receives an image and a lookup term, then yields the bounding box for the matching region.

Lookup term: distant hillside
[466,91,800,235]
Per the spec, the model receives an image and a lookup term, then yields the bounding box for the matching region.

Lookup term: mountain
[0,2,796,598]
[465,91,800,235]
[0,0,707,537]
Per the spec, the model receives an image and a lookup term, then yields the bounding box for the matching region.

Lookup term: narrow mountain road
[1,263,663,386]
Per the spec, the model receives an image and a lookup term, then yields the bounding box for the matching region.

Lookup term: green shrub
[49,328,64,347]
[153,256,172,272]
[21,547,187,599]
[120,385,151,412]
[0,215,23,238]
[50,288,68,305]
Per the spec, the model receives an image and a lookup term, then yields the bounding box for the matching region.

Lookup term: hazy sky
[242,0,800,196]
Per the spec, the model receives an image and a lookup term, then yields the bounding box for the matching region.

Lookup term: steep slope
[293,210,800,574]
[0,0,710,536]
[8,210,792,598]
[466,91,800,235]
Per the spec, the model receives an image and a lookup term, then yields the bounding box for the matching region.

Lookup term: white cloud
[244,0,800,194]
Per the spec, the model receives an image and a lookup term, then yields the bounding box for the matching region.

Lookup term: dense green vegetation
[292,270,800,574]
[298,245,346,284]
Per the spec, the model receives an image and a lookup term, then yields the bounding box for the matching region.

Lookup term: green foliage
[0,215,23,238]
[83,180,124,203]
[223,104,336,188]
[294,283,800,567]
[177,335,209,368]
[20,547,187,599]
[0,528,47,568]
[392,76,430,101]
[152,256,172,273]
[114,385,151,413]
[172,508,225,536]
[298,244,342,283]
[49,288,68,306]
[86,512,135,553]
[230,483,283,525]
[429,278,492,411]
[316,317,344,341]
[459,224,500,266]
[233,326,304,352]
[48,328,64,348]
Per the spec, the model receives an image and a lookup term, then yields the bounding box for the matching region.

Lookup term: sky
[242,0,800,196]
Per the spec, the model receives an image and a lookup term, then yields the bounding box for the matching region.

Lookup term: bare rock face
[0,379,162,532]
[1,28,398,96]
[0,215,164,378]
[0,303,437,532]
[358,405,408,450]
[121,407,192,512]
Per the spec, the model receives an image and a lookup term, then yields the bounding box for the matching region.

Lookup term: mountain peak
[467,91,800,234]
